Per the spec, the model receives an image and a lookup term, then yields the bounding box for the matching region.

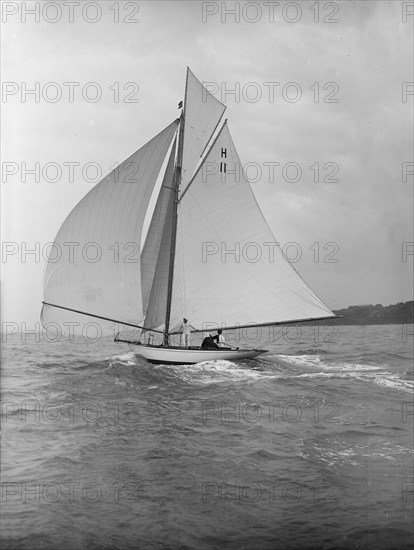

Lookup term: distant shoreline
[328,300,413,325]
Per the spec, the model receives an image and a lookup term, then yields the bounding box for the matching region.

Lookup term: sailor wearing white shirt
[179,318,194,348]
[214,329,226,347]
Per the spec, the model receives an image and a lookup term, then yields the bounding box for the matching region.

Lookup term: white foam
[275,354,323,367]
[276,353,390,375]
[168,360,274,384]
[320,362,381,372]
[274,354,413,394]
[373,374,414,393]
[296,368,413,394]
[106,352,136,366]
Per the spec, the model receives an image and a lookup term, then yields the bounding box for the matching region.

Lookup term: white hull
[124,342,267,364]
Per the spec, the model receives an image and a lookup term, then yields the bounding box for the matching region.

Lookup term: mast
[163,111,185,345]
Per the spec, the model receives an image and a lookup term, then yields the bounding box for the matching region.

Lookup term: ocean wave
[296,370,413,394]
[270,354,323,368]
[274,354,383,372]
[295,348,331,355]
[167,360,270,384]
[106,352,137,367]
[373,374,414,393]
[268,353,413,394]
[300,434,414,472]
[99,349,414,395]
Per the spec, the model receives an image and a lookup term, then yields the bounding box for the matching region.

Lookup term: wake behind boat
[41,68,335,364]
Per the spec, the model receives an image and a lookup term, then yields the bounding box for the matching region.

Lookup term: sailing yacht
[41,68,334,364]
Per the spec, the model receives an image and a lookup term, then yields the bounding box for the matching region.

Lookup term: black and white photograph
[1,1,413,548]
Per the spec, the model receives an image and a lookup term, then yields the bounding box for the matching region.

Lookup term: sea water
[1,324,413,549]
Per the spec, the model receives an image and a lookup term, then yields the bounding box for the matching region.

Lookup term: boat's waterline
[126,342,268,364]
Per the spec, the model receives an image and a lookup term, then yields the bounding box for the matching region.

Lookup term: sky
[1,0,413,328]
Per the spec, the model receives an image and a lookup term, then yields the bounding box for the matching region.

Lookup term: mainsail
[41,120,178,330]
[140,137,177,329]
[41,68,334,339]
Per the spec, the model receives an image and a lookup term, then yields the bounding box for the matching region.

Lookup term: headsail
[41,120,179,330]
[181,68,226,188]
[169,122,334,331]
